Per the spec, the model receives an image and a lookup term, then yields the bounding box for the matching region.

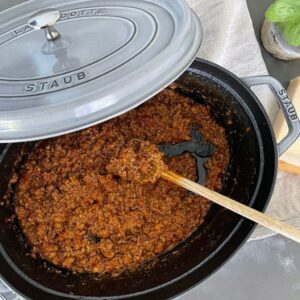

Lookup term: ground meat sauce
[107,140,167,184]
[14,89,230,276]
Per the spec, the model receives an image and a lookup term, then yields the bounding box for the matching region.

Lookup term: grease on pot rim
[13,89,229,276]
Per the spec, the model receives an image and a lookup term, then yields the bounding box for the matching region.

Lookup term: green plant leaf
[282,20,300,46]
[265,0,300,23]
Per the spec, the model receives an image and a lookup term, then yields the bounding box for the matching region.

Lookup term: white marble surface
[177,235,300,300]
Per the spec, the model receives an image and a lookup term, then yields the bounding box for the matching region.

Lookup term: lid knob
[28,9,61,41]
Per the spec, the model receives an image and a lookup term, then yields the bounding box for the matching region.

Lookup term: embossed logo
[13,24,32,36]
[278,89,298,121]
[11,8,108,39]
[60,8,108,20]
[24,72,86,93]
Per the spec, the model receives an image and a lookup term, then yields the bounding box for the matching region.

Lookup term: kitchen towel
[187,0,300,240]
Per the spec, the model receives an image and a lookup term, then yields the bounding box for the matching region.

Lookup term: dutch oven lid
[0,0,202,142]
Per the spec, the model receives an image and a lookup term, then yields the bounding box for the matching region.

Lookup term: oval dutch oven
[0,0,300,299]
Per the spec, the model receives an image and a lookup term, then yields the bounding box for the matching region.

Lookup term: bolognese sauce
[14,89,229,276]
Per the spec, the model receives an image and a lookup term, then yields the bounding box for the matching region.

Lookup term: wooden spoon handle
[161,170,300,243]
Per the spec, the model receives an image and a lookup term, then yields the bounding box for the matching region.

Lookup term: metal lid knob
[28,9,61,41]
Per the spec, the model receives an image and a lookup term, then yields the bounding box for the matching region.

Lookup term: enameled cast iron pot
[0,58,299,300]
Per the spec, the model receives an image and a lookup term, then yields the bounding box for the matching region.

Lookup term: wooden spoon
[161,170,300,243]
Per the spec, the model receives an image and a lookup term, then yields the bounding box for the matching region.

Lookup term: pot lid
[0,0,202,142]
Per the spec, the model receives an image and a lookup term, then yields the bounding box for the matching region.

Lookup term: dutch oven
[0,0,300,299]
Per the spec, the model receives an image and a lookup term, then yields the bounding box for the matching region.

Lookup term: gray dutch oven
[0,0,299,299]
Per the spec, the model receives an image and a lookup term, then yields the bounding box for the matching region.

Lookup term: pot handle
[242,75,300,156]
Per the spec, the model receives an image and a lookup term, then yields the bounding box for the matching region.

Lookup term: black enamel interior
[0,59,277,300]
